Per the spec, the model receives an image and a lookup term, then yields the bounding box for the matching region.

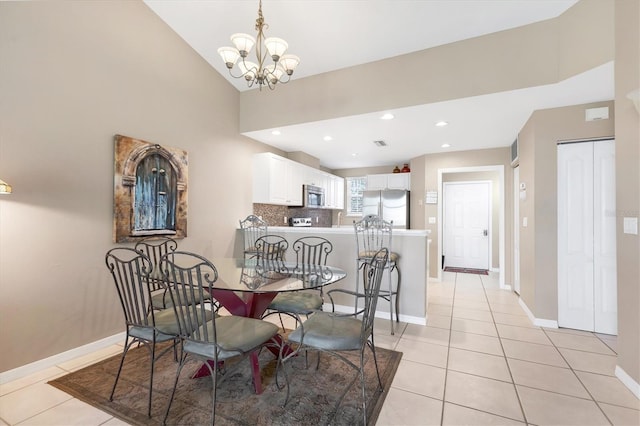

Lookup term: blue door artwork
[113,134,187,243]
[134,154,177,231]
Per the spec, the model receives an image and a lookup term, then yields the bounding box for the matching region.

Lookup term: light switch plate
[428,217,436,224]
[623,217,638,235]
[522,217,528,227]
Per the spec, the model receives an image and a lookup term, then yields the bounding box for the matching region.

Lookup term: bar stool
[354,214,401,334]
[239,214,268,257]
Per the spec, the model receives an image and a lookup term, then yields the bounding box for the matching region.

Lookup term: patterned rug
[48,341,401,426]
[444,267,489,275]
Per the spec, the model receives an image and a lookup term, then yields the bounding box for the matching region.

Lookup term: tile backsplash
[253,204,332,227]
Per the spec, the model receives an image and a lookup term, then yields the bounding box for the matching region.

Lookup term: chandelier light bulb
[230,33,256,56]
[217,47,241,68]
[264,37,288,61]
[279,54,300,75]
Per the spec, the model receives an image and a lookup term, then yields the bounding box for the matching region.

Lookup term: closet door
[558,142,595,331]
[593,140,617,334]
[557,140,617,334]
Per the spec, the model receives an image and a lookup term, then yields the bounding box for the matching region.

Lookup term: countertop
[268,226,430,236]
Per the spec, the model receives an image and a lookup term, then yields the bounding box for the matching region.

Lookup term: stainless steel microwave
[303,185,325,208]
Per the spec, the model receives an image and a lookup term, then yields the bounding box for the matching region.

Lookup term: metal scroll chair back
[254,234,288,261]
[159,251,219,341]
[354,215,392,261]
[286,248,389,425]
[292,236,333,267]
[292,236,333,292]
[265,236,333,331]
[134,236,178,309]
[105,247,179,418]
[159,251,281,425]
[239,214,268,257]
[354,214,401,334]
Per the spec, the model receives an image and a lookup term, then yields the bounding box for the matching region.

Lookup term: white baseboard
[0,332,124,385]
[490,267,500,273]
[327,303,426,326]
[518,298,558,328]
[615,365,640,399]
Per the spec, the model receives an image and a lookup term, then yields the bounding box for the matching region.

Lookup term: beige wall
[238,0,613,135]
[518,101,615,321]
[421,148,512,279]
[0,1,270,372]
[614,0,640,387]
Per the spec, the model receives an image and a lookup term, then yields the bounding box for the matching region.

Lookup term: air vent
[373,140,387,147]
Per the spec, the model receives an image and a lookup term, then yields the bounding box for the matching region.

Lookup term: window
[346,177,366,216]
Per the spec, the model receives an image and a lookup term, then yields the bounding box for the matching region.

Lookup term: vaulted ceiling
[144,0,613,169]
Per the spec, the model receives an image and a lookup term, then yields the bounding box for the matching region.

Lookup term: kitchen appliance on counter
[289,217,312,227]
[303,185,325,208]
[362,189,410,229]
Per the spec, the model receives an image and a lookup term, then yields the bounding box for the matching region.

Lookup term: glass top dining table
[212,256,346,292]
[192,256,347,393]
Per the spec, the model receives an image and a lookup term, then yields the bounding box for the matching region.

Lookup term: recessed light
[351,153,358,157]
[271,130,281,135]
[323,135,333,141]
[435,121,448,127]
[380,113,394,120]
[441,143,451,148]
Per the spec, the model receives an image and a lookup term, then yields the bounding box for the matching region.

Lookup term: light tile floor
[0,271,638,425]
[375,271,640,426]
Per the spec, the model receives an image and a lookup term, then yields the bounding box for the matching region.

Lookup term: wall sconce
[0,179,12,194]
[627,88,640,115]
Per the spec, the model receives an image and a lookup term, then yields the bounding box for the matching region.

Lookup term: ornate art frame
[113,134,188,243]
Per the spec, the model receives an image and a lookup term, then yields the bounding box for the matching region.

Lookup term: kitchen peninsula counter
[236,226,430,325]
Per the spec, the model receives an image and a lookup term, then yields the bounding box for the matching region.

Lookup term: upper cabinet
[325,175,345,209]
[252,153,345,209]
[366,173,411,191]
[253,153,303,206]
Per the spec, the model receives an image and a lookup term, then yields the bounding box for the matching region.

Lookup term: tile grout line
[438,273,456,426]
[478,273,530,425]
[539,327,615,425]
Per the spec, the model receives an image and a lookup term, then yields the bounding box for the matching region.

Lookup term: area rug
[444,266,489,275]
[48,341,402,425]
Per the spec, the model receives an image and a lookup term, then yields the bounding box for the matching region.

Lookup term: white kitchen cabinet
[252,153,303,206]
[303,167,324,187]
[332,176,345,209]
[310,173,344,209]
[366,173,410,191]
[253,152,344,209]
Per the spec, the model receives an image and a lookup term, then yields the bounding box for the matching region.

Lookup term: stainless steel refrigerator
[362,190,410,229]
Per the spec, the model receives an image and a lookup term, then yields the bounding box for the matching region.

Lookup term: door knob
[483,229,488,236]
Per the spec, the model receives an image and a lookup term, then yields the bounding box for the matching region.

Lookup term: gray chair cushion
[184,316,279,360]
[268,292,323,314]
[129,324,176,343]
[150,288,211,309]
[358,250,399,263]
[288,312,362,351]
[128,307,195,342]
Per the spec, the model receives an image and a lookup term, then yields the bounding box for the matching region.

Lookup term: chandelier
[217,0,300,90]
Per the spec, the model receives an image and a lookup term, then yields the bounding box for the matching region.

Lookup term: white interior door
[558,140,617,334]
[593,141,617,334]
[558,142,595,331]
[513,166,521,294]
[443,182,490,269]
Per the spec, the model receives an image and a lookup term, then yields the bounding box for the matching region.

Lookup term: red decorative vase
[401,163,411,173]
